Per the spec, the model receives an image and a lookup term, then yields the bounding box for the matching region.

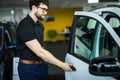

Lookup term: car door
[0,25,4,80]
[65,12,120,80]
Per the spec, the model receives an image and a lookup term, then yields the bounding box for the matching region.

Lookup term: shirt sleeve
[17,20,36,43]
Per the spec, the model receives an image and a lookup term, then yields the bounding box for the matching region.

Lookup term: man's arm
[25,39,72,71]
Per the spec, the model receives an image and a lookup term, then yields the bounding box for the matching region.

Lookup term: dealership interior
[0,0,120,80]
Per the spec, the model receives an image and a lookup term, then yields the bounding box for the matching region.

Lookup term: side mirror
[89,57,120,77]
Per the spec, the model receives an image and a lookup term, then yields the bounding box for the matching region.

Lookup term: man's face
[35,3,48,20]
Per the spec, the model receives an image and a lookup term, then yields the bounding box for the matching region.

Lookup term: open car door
[65,12,120,80]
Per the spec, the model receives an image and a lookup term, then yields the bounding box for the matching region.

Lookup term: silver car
[65,4,120,80]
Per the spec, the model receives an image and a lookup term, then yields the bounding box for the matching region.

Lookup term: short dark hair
[29,0,49,10]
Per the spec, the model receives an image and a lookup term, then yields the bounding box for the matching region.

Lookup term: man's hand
[59,62,73,71]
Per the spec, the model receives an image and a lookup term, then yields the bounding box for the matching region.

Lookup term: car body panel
[65,54,116,80]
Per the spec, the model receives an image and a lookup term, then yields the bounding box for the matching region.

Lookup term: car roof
[89,4,120,11]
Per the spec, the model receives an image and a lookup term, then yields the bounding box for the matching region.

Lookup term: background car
[65,4,120,80]
[0,22,16,80]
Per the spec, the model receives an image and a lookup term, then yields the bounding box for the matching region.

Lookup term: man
[16,0,72,80]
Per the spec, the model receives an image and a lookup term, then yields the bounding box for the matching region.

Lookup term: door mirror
[89,57,120,77]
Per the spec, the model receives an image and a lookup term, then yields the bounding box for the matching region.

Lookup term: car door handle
[70,66,76,71]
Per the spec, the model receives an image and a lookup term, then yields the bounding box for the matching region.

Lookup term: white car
[65,4,120,80]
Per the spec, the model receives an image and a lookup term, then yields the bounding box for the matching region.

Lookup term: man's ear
[32,5,37,12]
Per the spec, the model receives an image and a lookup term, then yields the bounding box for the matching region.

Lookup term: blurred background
[0,0,120,41]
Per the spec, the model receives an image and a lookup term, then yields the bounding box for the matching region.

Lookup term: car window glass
[0,28,2,48]
[110,18,120,37]
[109,18,120,28]
[9,25,16,41]
[74,17,96,60]
[73,15,120,61]
[5,30,10,47]
[105,15,120,37]
[99,27,119,59]
[0,27,3,50]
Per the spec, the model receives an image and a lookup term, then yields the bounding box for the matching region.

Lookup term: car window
[105,14,120,37]
[99,27,120,59]
[9,25,16,41]
[109,18,120,28]
[5,30,11,47]
[74,17,96,60]
[0,27,3,51]
[0,28,2,48]
[73,15,120,61]
[110,18,120,37]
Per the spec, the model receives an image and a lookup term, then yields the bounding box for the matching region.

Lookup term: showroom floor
[45,40,69,80]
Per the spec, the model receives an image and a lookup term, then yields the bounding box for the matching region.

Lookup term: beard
[35,12,44,21]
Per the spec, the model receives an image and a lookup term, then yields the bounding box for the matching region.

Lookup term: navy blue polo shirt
[16,15,44,61]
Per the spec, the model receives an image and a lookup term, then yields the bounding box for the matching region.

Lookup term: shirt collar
[26,14,36,26]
